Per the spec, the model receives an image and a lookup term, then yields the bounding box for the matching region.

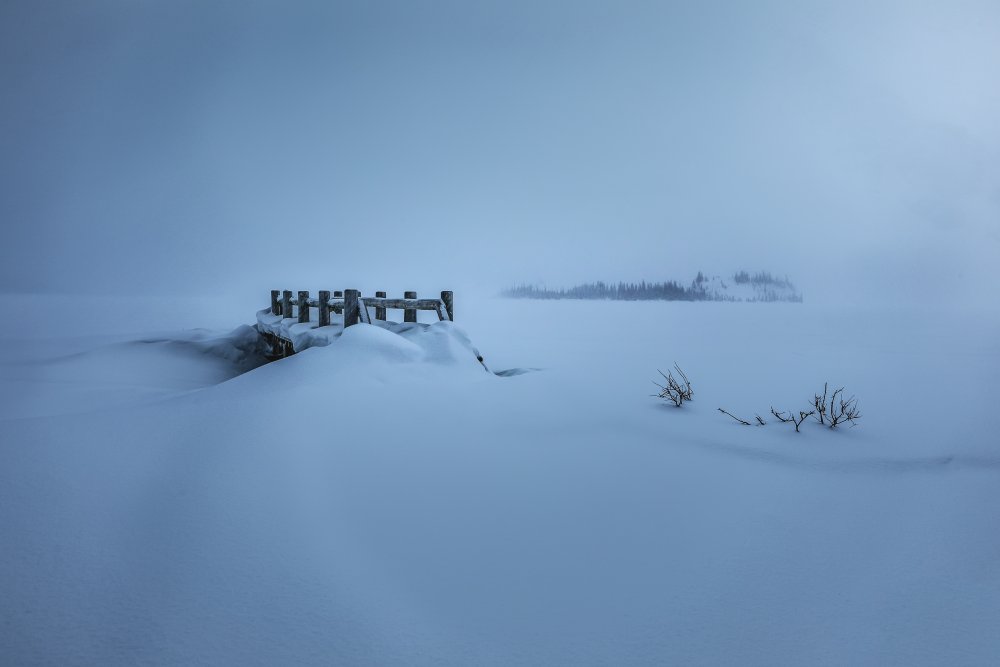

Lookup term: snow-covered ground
[1,293,998,665]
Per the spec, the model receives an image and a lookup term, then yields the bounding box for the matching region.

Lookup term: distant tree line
[502,280,708,301]
[502,271,802,302]
[732,270,796,289]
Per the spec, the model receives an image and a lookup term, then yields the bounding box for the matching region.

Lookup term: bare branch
[672,363,694,401]
[772,406,815,432]
[828,391,861,428]
[812,382,829,425]
[718,408,752,426]
[792,410,815,432]
[770,406,793,423]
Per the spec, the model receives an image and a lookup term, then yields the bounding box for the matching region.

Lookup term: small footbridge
[259,289,454,358]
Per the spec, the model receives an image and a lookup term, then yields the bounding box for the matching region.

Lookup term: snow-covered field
[1,293,998,665]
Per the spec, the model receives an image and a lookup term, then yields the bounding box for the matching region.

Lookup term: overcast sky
[2,0,998,304]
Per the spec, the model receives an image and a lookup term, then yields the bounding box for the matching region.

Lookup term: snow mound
[135,324,271,374]
[0,325,271,420]
[255,309,487,371]
[3,296,999,666]
[335,322,426,362]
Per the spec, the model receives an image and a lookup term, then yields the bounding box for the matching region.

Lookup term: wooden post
[344,289,360,328]
[441,290,454,321]
[271,290,281,315]
[282,290,293,319]
[298,291,310,323]
[333,290,343,298]
[375,291,386,320]
[404,291,417,323]
[318,290,331,327]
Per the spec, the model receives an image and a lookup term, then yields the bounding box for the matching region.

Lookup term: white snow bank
[255,308,488,371]
[0,325,269,420]
[1,295,999,666]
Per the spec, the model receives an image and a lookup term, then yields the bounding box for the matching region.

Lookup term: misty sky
[2,0,998,304]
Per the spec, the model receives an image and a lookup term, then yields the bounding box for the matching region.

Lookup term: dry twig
[771,406,815,432]
[813,383,829,425]
[718,408,752,426]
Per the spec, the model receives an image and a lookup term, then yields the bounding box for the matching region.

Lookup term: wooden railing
[269,289,454,327]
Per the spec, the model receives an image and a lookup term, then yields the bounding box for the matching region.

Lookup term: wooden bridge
[261,289,454,358]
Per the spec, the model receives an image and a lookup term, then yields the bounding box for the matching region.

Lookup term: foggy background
[2,0,998,306]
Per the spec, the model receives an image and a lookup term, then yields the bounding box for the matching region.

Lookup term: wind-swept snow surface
[1,295,998,665]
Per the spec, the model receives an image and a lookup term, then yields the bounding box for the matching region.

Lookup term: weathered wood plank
[298,291,310,323]
[441,290,454,321]
[282,290,293,320]
[344,289,360,328]
[361,298,442,310]
[269,289,451,327]
[259,329,293,358]
[318,290,331,327]
[403,291,417,322]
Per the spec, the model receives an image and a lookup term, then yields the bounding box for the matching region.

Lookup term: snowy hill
[255,307,488,370]
[1,294,998,665]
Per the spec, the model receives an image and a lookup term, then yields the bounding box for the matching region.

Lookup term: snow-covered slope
[1,295,998,665]
[255,307,488,370]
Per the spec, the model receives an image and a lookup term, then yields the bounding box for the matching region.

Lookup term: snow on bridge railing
[269,289,454,327]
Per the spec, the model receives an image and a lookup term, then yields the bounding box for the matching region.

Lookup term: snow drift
[1,295,998,666]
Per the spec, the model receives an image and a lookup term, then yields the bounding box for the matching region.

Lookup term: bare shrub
[653,364,694,407]
[812,383,861,428]
[717,384,860,433]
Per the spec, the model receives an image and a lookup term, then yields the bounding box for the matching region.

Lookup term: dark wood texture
[318,290,331,327]
[344,289,360,328]
[403,291,417,323]
[441,290,454,321]
[298,291,310,323]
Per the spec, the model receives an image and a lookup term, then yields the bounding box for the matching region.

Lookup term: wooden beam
[298,291,310,323]
[403,291,417,322]
[361,298,442,310]
[344,289,360,328]
[441,290,453,321]
[318,290,331,327]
